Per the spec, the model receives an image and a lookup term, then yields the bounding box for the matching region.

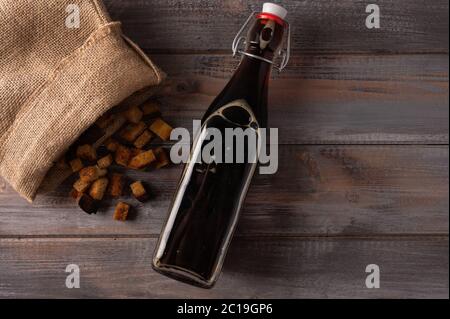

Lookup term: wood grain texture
[151,54,449,144]
[0,0,448,299]
[104,0,449,54]
[153,53,450,81]
[0,237,447,298]
[1,146,447,236]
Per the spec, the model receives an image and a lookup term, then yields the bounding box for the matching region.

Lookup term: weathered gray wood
[1,146,447,236]
[104,0,449,54]
[161,80,448,144]
[153,53,449,81]
[150,54,449,144]
[0,237,447,298]
[0,0,448,299]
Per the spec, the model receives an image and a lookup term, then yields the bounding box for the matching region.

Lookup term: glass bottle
[153,3,290,288]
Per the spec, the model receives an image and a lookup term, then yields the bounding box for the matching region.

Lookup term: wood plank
[159,79,449,144]
[0,237,447,298]
[151,54,449,144]
[153,54,449,81]
[104,0,449,54]
[1,146,447,236]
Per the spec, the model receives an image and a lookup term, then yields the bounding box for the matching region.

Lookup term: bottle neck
[234,53,273,124]
[236,50,274,85]
[203,16,285,127]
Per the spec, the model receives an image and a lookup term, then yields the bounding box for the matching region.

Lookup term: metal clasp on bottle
[232,11,291,72]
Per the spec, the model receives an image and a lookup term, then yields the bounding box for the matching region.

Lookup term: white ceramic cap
[262,3,288,20]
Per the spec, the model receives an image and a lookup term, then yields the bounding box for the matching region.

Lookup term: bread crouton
[97,154,113,169]
[108,173,124,197]
[89,178,109,201]
[69,158,84,173]
[115,145,132,166]
[130,148,144,158]
[70,189,82,200]
[120,122,147,143]
[141,100,161,117]
[133,130,154,149]
[73,178,91,193]
[56,156,67,168]
[149,118,173,141]
[76,144,97,161]
[154,147,170,169]
[113,202,130,221]
[128,150,156,170]
[78,194,99,215]
[124,106,143,124]
[130,181,149,202]
[95,113,114,129]
[79,165,107,183]
[105,138,120,153]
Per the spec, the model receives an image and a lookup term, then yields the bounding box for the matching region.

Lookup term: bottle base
[152,260,217,289]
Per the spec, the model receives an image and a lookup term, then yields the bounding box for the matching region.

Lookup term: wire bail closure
[232,11,291,72]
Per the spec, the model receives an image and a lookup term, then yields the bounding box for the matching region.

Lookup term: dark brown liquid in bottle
[153,15,285,288]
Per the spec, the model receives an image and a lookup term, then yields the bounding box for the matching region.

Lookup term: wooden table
[0,0,448,298]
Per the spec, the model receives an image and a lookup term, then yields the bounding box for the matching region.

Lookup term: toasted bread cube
[79,165,106,183]
[108,173,124,197]
[149,118,172,141]
[113,202,130,221]
[130,148,144,158]
[89,178,109,201]
[97,166,108,177]
[141,100,161,116]
[120,122,147,143]
[79,166,97,183]
[70,189,82,200]
[78,194,99,215]
[154,147,170,169]
[69,158,84,173]
[95,113,114,129]
[73,178,91,193]
[128,150,156,170]
[115,145,132,166]
[56,156,67,168]
[105,138,120,153]
[124,106,144,124]
[129,149,145,165]
[130,181,149,202]
[97,154,113,169]
[133,130,154,149]
[76,144,97,162]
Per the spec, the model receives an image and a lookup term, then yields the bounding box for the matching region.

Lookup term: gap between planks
[1,234,447,240]
[145,49,450,56]
[150,142,450,147]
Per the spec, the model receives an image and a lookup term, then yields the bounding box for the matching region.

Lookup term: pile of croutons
[66,100,172,221]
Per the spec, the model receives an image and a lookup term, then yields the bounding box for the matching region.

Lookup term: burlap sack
[0,0,164,202]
